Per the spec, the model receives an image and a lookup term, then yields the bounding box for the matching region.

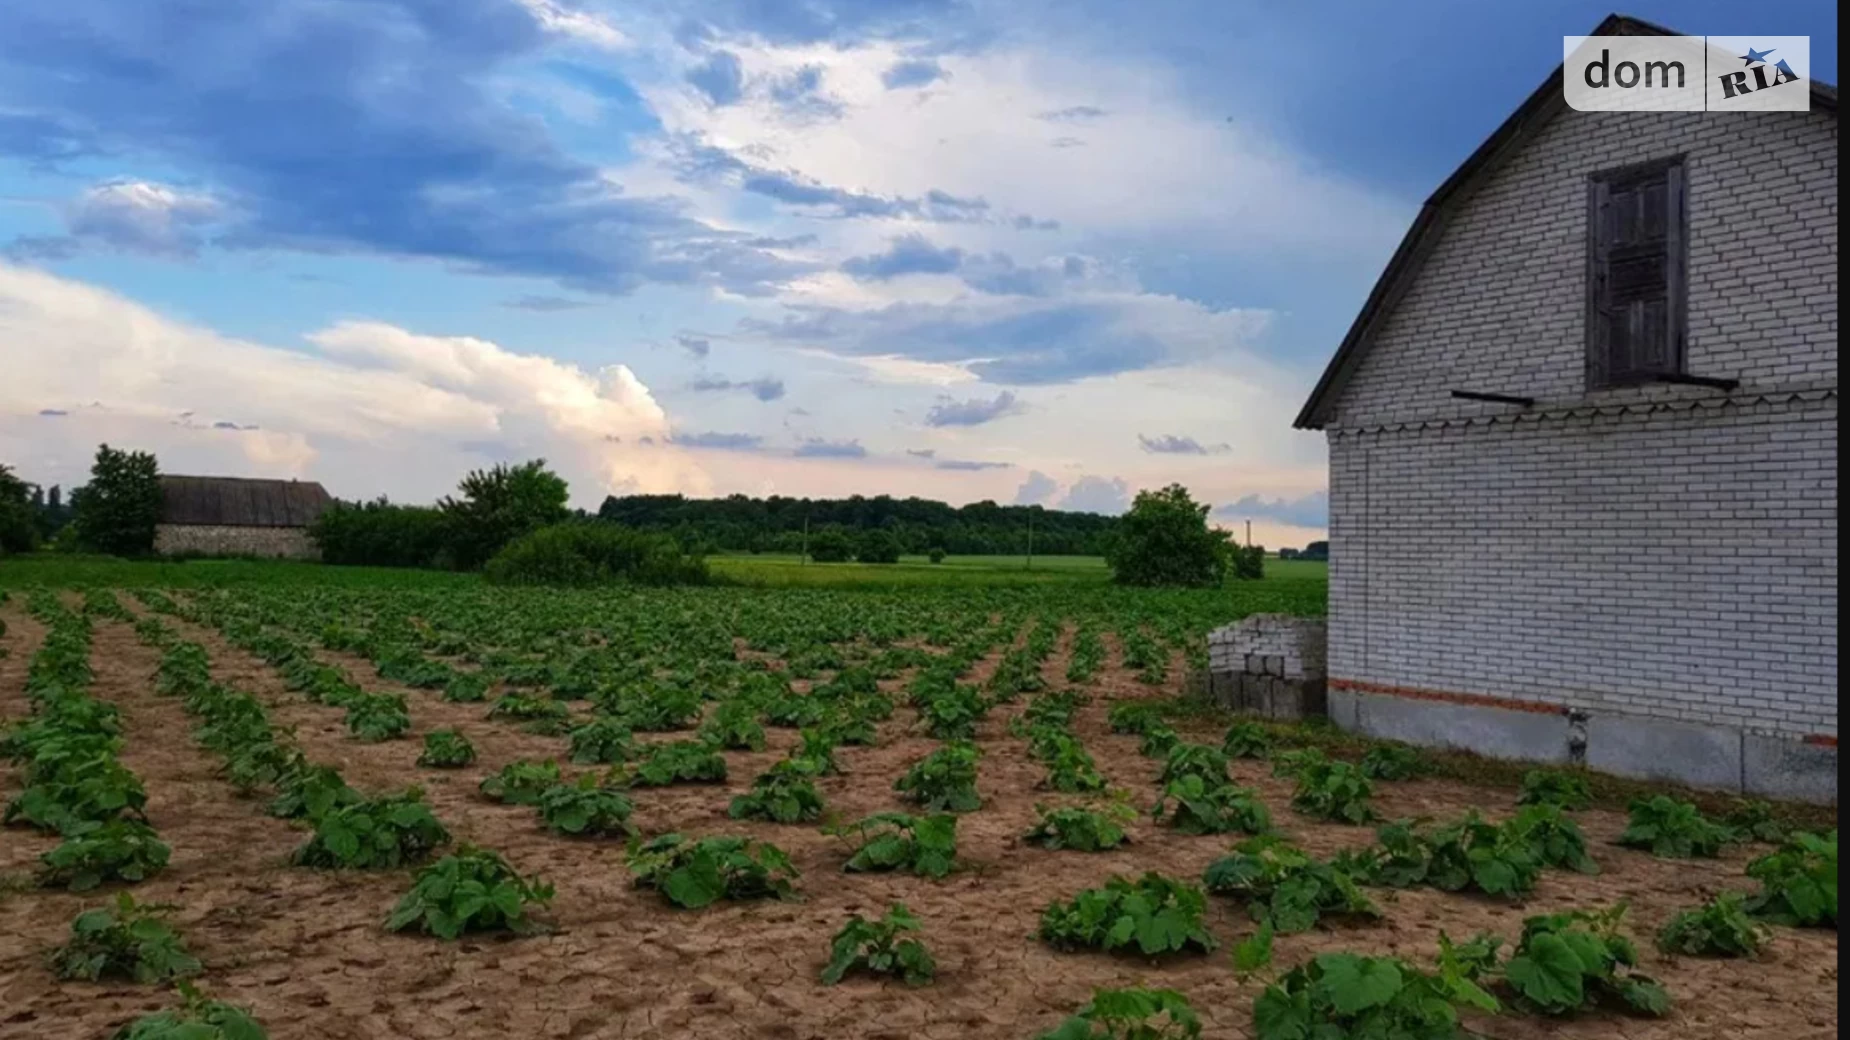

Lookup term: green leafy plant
[1152,775,1271,835]
[442,671,492,703]
[267,758,358,821]
[832,811,957,879]
[1270,747,1328,779]
[109,983,268,1040]
[1517,770,1593,810]
[728,757,826,823]
[1037,873,1217,957]
[894,740,981,812]
[615,686,704,731]
[1500,904,1668,1017]
[699,700,767,751]
[1290,760,1374,824]
[478,760,563,805]
[1221,721,1275,760]
[1036,732,1110,793]
[344,693,411,742]
[1359,744,1422,781]
[1203,836,1380,933]
[38,820,171,891]
[1505,804,1599,874]
[1138,726,1181,759]
[1036,987,1201,1040]
[4,751,149,833]
[1157,743,1231,788]
[49,893,202,983]
[385,846,554,939]
[794,726,843,774]
[1251,951,1498,1040]
[566,715,639,764]
[291,790,451,869]
[1349,813,1542,898]
[535,775,636,838]
[624,740,728,786]
[1107,702,1164,736]
[486,692,571,734]
[625,833,798,908]
[416,729,476,768]
[917,684,987,740]
[821,903,935,986]
[1722,800,1789,844]
[1616,796,1734,859]
[1024,801,1134,852]
[1658,892,1771,957]
[1743,829,1836,927]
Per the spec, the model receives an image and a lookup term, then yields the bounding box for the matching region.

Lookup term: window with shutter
[1586,156,1687,389]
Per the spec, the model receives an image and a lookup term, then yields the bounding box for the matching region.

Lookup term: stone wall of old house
[1206,614,1328,719]
[154,524,320,560]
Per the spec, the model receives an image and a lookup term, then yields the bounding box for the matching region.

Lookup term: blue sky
[0,1,1837,546]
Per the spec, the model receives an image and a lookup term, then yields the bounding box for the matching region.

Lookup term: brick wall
[154,524,320,560]
[1323,105,1837,742]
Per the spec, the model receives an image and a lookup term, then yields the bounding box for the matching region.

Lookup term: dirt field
[0,595,1837,1040]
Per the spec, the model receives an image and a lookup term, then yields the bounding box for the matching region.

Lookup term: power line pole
[1026,511,1035,571]
[801,513,809,565]
[1245,519,1252,547]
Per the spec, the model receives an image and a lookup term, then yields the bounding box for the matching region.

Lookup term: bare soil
[0,603,1836,1040]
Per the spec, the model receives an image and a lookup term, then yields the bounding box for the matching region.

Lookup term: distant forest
[597,493,1119,556]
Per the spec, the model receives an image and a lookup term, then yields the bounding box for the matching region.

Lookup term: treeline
[596,493,1119,556]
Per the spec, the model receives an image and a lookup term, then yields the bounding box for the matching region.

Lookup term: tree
[70,444,163,556]
[1104,484,1232,588]
[807,527,852,563]
[438,459,570,570]
[927,547,947,564]
[0,463,39,555]
[855,528,902,564]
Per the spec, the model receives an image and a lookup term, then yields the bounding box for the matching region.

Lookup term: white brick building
[1295,17,1837,802]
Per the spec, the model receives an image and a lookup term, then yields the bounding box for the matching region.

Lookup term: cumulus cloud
[688,375,786,401]
[1014,469,1058,505]
[0,262,706,504]
[769,64,843,118]
[21,180,224,259]
[1214,491,1329,529]
[1058,476,1130,515]
[1138,433,1229,455]
[514,0,627,49]
[924,391,1023,427]
[883,58,946,88]
[841,235,965,280]
[794,437,866,458]
[673,430,764,450]
[686,50,746,105]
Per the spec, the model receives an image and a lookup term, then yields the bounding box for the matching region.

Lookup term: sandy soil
[0,602,1836,1040]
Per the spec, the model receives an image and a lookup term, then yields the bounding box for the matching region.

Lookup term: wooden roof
[158,475,333,528]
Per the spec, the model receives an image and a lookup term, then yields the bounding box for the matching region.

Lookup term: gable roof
[159,475,333,528]
[1294,13,1839,430]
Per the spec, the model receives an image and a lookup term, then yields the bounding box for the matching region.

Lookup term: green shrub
[478,760,563,805]
[1221,721,1274,759]
[1152,775,1271,835]
[832,811,957,879]
[70,444,162,557]
[1290,760,1374,824]
[417,729,476,768]
[536,776,635,838]
[728,758,826,823]
[291,790,451,869]
[1744,829,1836,927]
[109,984,268,1040]
[385,846,553,938]
[38,820,171,891]
[49,893,201,983]
[895,740,981,812]
[821,903,935,986]
[927,547,947,564]
[1036,987,1201,1040]
[1202,836,1380,934]
[1038,873,1216,957]
[1500,904,1668,1017]
[626,834,797,908]
[1616,796,1734,858]
[1517,770,1592,810]
[1658,893,1770,957]
[1105,484,1232,588]
[1024,802,1133,852]
[484,522,707,586]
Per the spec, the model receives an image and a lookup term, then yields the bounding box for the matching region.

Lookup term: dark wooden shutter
[1587,157,1686,388]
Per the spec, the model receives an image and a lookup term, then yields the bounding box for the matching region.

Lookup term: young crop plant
[762,690,830,729]
[1037,987,1200,1040]
[1037,873,1217,958]
[624,740,728,787]
[267,758,359,821]
[1157,743,1232,787]
[699,700,767,751]
[1657,892,1771,957]
[1517,769,1594,810]
[794,726,843,774]
[616,686,704,732]
[385,846,554,939]
[486,692,571,735]
[1722,800,1789,844]
[1499,904,1668,1017]
[1202,836,1380,934]
[832,811,958,879]
[917,684,988,740]
[567,715,639,764]
[894,740,982,812]
[1107,701,1165,737]
[728,757,826,823]
[1138,726,1181,759]
[626,833,798,908]
[1290,760,1375,824]
[417,729,476,769]
[1221,721,1275,760]
[292,790,451,869]
[1250,951,1500,1040]
[38,820,171,891]
[1743,829,1836,927]
[821,903,936,986]
[1036,733,1109,793]
[1504,804,1600,874]
[1151,775,1272,836]
[536,775,636,838]
[344,693,412,742]
[1269,747,1328,779]
[4,751,150,833]
[478,760,564,805]
[817,708,879,747]
[1013,690,1089,734]
[110,984,269,1040]
[1024,801,1134,852]
[1359,744,1423,781]
[1348,813,1542,899]
[49,893,202,984]
[442,671,492,703]
[1617,796,1735,858]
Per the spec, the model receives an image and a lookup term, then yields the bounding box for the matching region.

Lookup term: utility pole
[1026,511,1035,570]
[801,513,809,564]
[1245,519,1252,547]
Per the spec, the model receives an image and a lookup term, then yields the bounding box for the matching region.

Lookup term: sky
[0,1,1837,550]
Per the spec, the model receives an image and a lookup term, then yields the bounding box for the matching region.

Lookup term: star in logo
[1740,46,1776,65]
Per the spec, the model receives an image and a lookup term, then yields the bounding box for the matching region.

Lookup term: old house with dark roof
[154,475,333,559]
[1295,17,1837,802]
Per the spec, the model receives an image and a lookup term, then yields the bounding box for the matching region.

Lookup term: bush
[385,847,553,938]
[927,547,946,564]
[0,463,38,555]
[440,458,570,571]
[1104,484,1232,588]
[855,528,903,564]
[70,444,162,557]
[806,527,852,563]
[822,904,935,986]
[50,893,201,983]
[484,522,708,587]
[308,499,452,568]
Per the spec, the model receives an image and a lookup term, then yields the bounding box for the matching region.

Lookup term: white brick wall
[1323,106,1837,740]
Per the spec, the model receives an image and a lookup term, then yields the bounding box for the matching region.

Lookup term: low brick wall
[154,524,320,560]
[1206,614,1329,719]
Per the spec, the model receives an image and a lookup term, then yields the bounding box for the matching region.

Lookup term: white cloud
[516,0,628,50]
[65,180,223,256]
